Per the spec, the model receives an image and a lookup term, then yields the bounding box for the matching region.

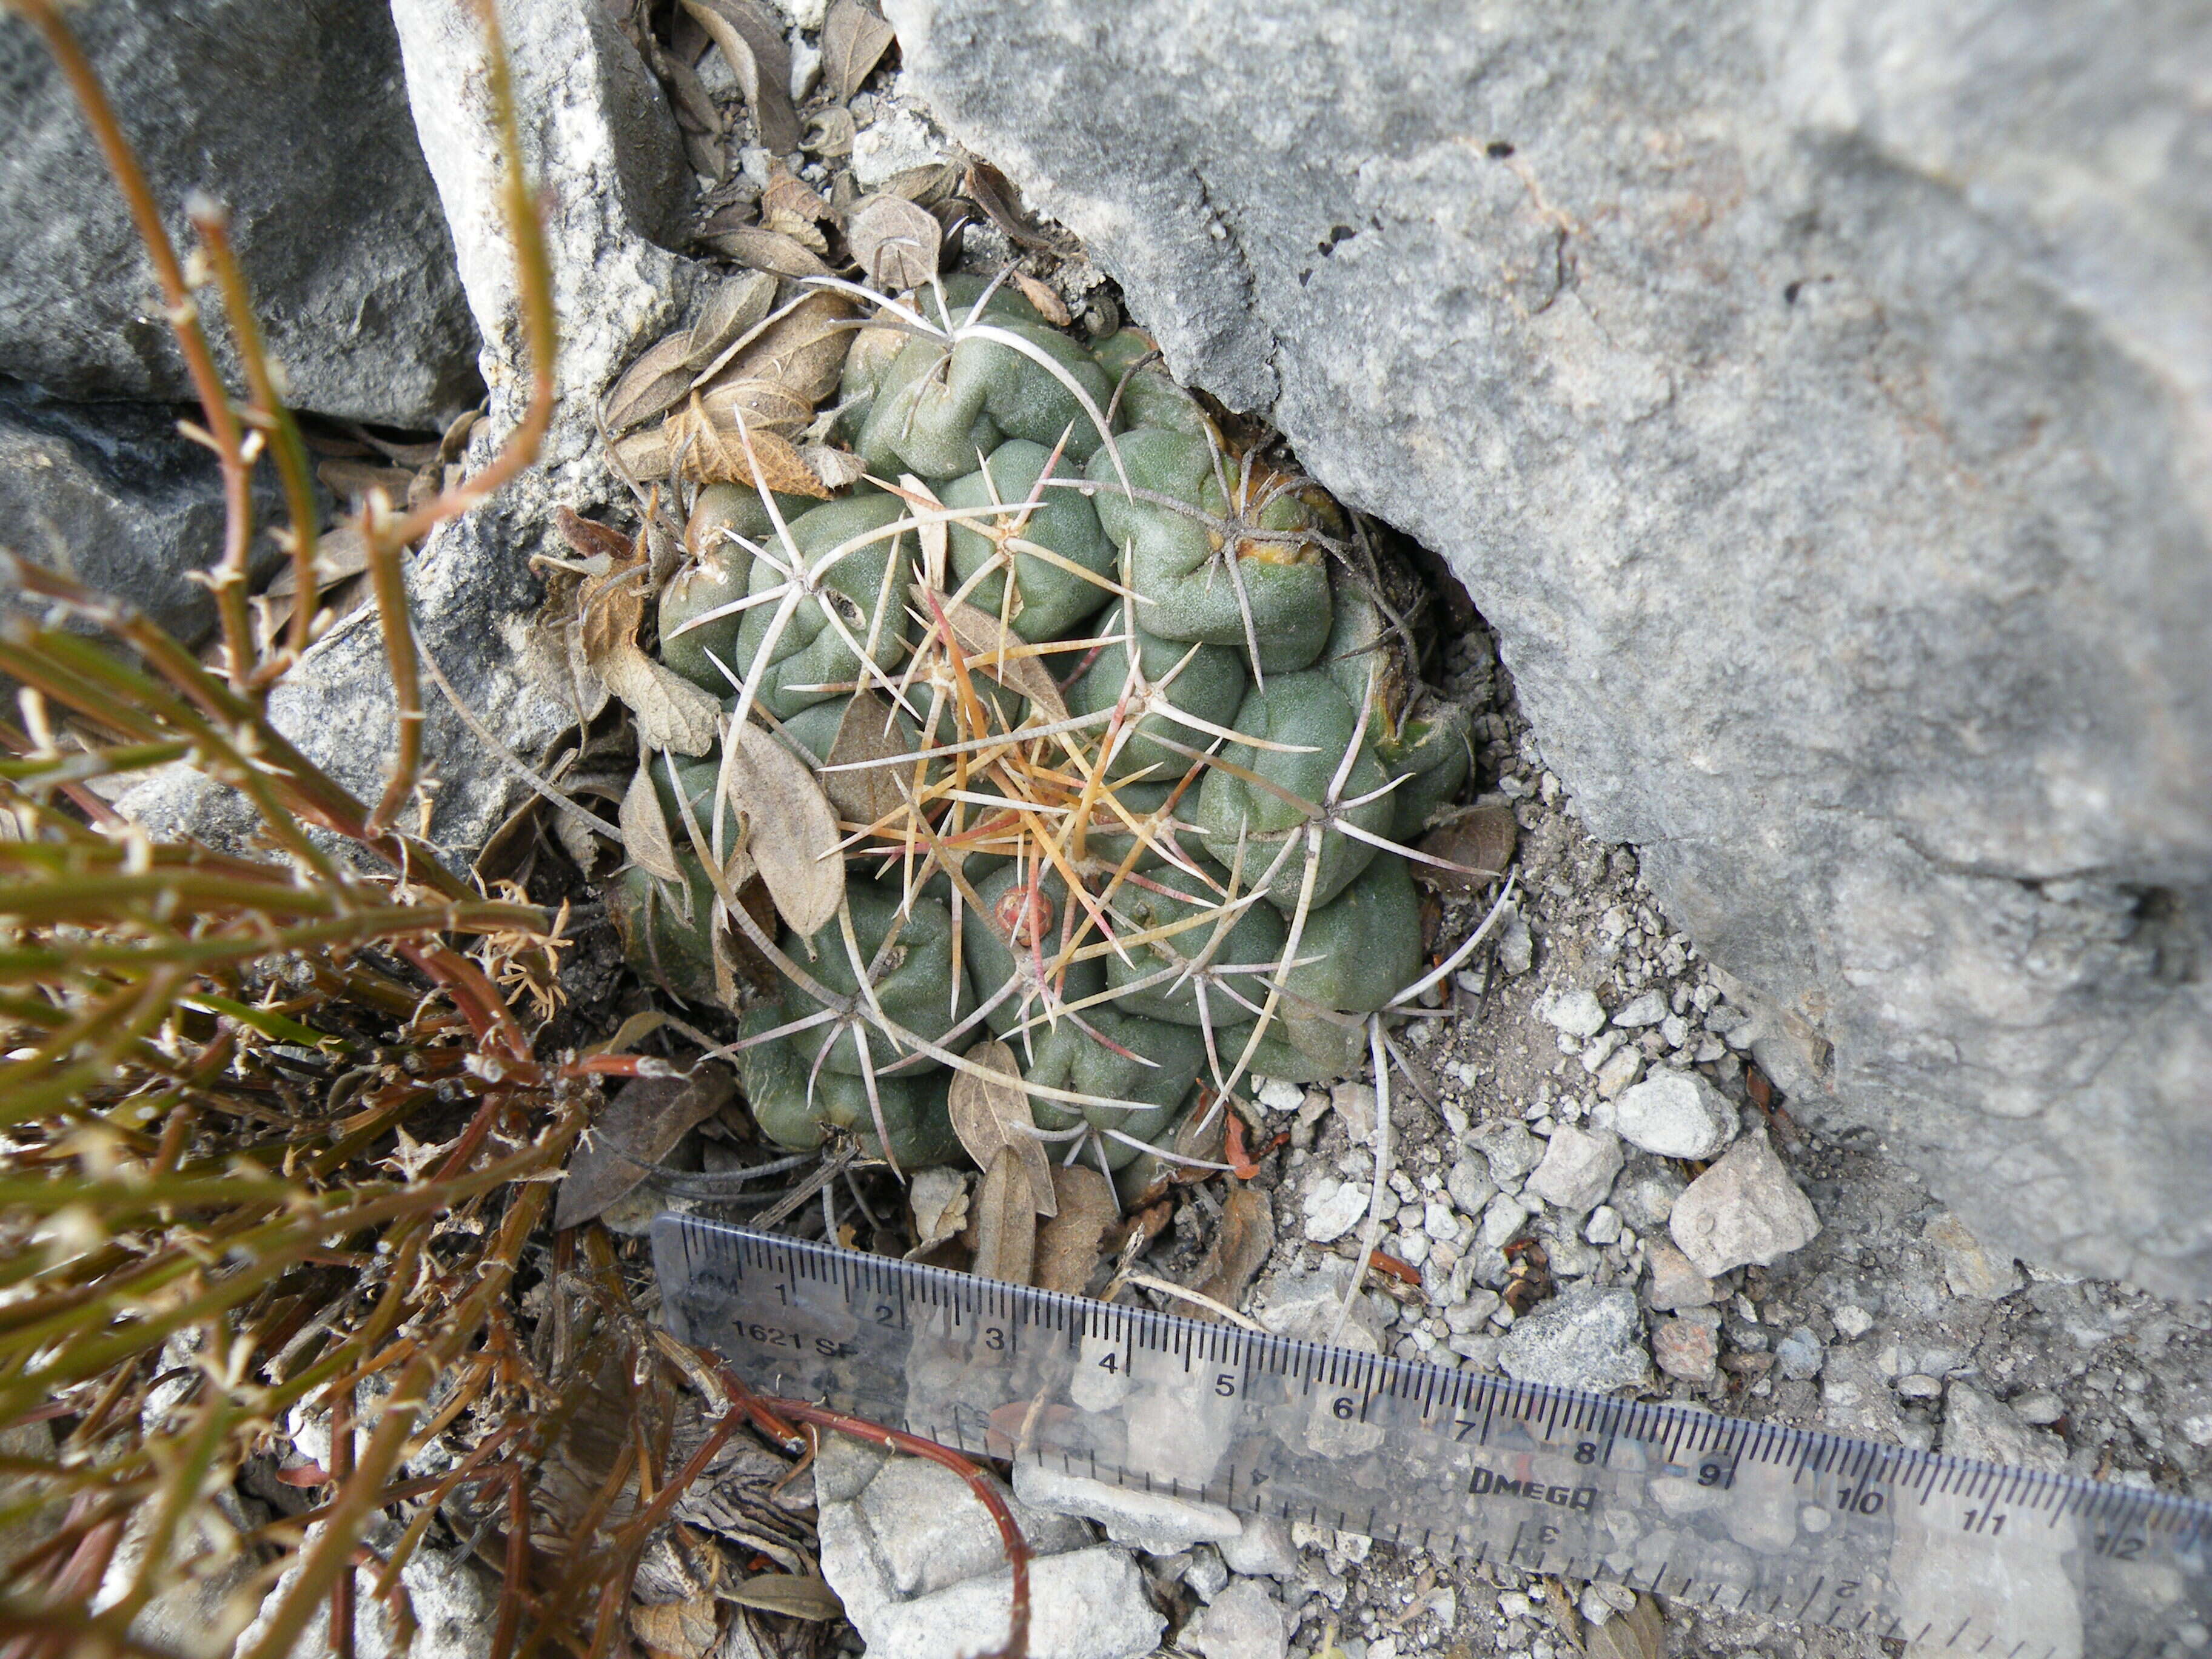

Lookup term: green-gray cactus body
[1103,859,1289,1027]
[959,862,1108,1037]
[1022,1007,1207,1169]
[1072,778,1206,876]
[651,754,743,851]
[860,323,1113,481]
[1195,671,1395,914]
[778,880,974,1075]
[1278,852,1422,1016]
[945,440,1117,642]
[1215,1016,1364,1082]
[738,1005,962,1166]
[1064,595,1247,782]
[1086,427,1333,673]
[1091,328,1208,436]
[1378,702,1472,840]
[732,489,913,720]
[610,856,720,1006]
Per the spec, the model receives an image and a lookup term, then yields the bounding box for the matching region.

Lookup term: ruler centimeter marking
[652,1217,2212,1659]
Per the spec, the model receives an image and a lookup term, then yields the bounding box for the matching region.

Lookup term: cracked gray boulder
[886,0,2212,1296]
[0,0,480,427]
[117,0,693,863]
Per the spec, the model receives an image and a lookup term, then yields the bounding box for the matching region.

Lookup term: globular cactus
[1088,426,1336,673]
[1021,1007,1207,1170]
[858,314,1113,479]
[1194,671,1398,913]
[601,261,1489,1193]
[731,489,913,719]
[943,439,1117,642]
[739,1004,965,1167]
[775,880,974,1074]
[1063,595,1247,782]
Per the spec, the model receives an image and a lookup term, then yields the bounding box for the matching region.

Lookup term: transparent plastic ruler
[652,1216,2211,1659]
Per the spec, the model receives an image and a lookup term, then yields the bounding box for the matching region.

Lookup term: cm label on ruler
[655,1218,2211,1659]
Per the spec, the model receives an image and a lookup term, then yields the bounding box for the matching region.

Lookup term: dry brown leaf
[914,585,1072,724]
[631,1592,720,1659]
[685,270,779,370]
[558,505,640,568]
[696,378,817,436]
[556,1065,736,1231]
[762,164,837,233]
[315,457,416,504]
[603,332,697,434]
[848,193,940,292]
[970,1144,1037,1285]
[1011,271,1073,327]
[1581,1594,1667,1659]
[601,649,723,756]
[620,756,688,888]
[726,719,844,937]
[906,1165,970,1257]
[884,161,963,207]
[823,0,896,101]
[964,156,1073,253]
[678,0,798,152]
[262,521,370,599]
[822,690,919,825]
[1173,1097,1228,1172]
[697,224,835,278]
[1417,802,1517,897]
[711,873,786,1003]
[802,106,857,158]
[762,207,830,255]
[1184,1182,1273,1319]
[1034,1164,1117,1296]
[722,1573,842,1621]
[899,474,950,589]
[697,289,855,407]
[660,412,833,497]
[800,444,866,491]
[948,1039,1056,1216]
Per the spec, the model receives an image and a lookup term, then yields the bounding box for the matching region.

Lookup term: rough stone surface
[0,0,478,426]
[885,0,2212,1298]
[1644,1241,1720,1312]
[1923,1210,2026,1301]
[1180,1577,1289,1659]
[0,378,292,648]
[116,0,690,862]
[1218,1515,1299,1580]
[1013,1461,1242,1554]
[863,1456,1090,1594]
[1466,1120,1542,1189]
[1670,1128,1823,1276]
[819,1438,1162,1659]
[1613,1071,1740,1162]
[1654,1316,1719,1383]
[1524,1125,1623,1214]
[1499,1285,1652,1392]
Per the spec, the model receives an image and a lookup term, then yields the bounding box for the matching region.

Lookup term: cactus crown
[603,267,1478,1199]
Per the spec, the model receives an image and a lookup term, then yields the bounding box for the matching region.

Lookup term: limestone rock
[0,378,293,648]
[885,0,2212,1299]
[119,0,690,862]
[1179,1578,1288,1659]
[819,1439,1163,1659]
[0,0,478,426]
[1524,1125,1623,1213]
[1669,1128,1822,1276]
[1499,1285,1652,1392]
[1613,1071,1739,1162]
[1013,1461,1241,1554]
